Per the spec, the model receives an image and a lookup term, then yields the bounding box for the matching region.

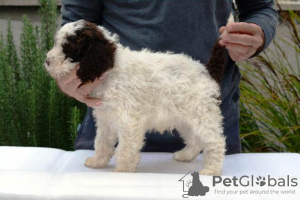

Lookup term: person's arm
[57,0,104,107]
[235,0,278,55]
[219,0,278,62]
[61,0,103,26]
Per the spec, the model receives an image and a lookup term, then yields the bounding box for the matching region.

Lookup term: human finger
[82,97,103,108]
[68,77,82,90]
[228,50,247,62]
[219,26,226,34]
[73,90,102,107]
[57,65,79,85]
[226,22,257,35]
[61,77,82,97]
[224,42,256,56]
[222,33,261,47]
[77,78,102,97]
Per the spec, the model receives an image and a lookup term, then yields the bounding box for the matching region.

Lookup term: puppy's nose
[46,59,50,66]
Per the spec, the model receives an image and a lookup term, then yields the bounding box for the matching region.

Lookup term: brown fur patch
[62,21,116,84]
[205,39,227,84]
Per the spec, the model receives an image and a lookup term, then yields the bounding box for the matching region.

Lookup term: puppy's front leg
[113,123,145,173]
[85,121,117,169]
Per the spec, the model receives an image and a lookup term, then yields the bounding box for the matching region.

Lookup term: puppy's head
[45,20,117,84]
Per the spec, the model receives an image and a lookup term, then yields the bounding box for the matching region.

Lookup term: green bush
[239,10,300,153]
[0,0,85,150]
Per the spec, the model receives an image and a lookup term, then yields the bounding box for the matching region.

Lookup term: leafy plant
[239,10,300,153]
[0,0,85,150]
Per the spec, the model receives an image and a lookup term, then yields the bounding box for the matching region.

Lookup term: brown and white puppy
[45,20,227,175]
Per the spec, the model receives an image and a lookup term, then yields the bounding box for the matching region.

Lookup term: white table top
[0,147,299,200]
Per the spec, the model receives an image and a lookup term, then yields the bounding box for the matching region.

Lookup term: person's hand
[219,22,265,62]
[56,65,104,107]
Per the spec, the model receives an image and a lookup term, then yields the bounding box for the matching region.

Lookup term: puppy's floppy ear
[62,21,116,84]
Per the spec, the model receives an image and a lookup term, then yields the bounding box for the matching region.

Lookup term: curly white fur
[45,20,226,175]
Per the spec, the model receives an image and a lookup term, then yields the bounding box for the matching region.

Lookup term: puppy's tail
[205,39,227,84]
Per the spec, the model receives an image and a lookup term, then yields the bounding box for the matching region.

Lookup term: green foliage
[69,107,81,149]
[239,11,300,153]
[38,0,58,52]
[0,0,85,150]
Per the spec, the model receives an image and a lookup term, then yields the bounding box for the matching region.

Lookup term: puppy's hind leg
[197,111,225,176]
[85,121,117,169]
[173,123,203,162]
[199,132,225,176]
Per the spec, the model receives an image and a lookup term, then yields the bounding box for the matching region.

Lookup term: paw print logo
[256,176,266,186]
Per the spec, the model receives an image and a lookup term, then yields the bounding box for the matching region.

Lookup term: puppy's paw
[84,156,108,169]
[199,168,222,176]
[173,149,198,162]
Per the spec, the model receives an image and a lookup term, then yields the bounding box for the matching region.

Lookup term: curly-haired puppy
[45,20,227,175]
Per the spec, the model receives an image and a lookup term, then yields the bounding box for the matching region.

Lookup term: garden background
[0,0,299,152]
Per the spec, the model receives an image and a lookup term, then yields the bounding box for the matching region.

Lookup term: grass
[239,9,300,152]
